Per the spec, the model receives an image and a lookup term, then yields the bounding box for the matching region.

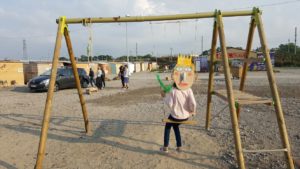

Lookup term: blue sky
[0,0,299,60]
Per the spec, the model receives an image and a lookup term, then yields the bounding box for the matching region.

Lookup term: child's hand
[160,90,166,97]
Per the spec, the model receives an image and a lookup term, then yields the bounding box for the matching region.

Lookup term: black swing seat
[162,118,197,125]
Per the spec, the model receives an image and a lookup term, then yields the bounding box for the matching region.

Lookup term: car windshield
[40,70,51,76]
[40,68,65,76]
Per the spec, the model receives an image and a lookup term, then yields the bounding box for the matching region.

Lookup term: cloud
[132,0,168,15]
[0,0,299,60]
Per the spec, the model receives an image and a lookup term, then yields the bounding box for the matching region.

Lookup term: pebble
[207,129,216,137]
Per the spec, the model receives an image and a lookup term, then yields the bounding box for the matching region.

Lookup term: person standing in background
[119,65,125,88]
[101,66,106,89]
[96,67,102,89]
[123,65,129,89]
[89,68,95,87]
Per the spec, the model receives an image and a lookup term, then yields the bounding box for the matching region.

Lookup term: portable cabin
[75,62,91,74]
[23,61,63,84]
[143,62,149,71]
[194,56,209,72]
[0,60,24,86]
[109,62,123,75]
[133,62,141,72]
[140,62,146,71]
[97,62,110,75]
[150,62,158,70]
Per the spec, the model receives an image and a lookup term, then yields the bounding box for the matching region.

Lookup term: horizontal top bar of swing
[62,10,254,24]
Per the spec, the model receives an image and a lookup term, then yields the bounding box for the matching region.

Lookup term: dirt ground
[0,68,299,169]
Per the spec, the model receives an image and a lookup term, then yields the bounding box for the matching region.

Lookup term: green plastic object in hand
[156,74,172,93]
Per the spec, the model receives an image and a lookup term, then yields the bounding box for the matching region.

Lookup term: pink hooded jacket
[164,87,197,119]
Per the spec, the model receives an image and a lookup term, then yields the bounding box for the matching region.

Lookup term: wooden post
[63,27,90,133]
[216,11,246,169]
[205,19,218,130]
[62,10,254,24]
[255,10,295,169]
[35,17,65,169]
[237,16,256,119]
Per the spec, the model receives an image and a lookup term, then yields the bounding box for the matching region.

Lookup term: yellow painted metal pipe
[57,10,255,24]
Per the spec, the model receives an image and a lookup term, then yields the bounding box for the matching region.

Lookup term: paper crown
[176,54,193,66]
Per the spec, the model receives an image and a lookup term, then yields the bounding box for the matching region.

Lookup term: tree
[59,57,68,61]
[79,55,88,62]
[272,43,300,66]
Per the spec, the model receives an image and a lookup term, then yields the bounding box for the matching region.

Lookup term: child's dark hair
[173,83,178,89]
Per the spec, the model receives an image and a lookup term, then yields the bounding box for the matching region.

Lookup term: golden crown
[176,54,193,66]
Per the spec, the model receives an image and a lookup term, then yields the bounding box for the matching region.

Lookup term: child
[123,65,129,89]
[160,54,197,153]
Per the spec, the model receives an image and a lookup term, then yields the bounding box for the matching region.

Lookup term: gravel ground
[0,68,299,169]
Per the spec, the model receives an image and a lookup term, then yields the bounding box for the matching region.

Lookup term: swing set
[34,8,295,169]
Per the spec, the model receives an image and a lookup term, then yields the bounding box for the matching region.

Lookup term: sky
[0,0,299,60]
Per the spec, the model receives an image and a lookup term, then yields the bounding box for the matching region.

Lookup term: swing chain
[82,18,92,27]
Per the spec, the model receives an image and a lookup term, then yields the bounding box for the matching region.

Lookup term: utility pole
[295,27,297,55]
[126,22,129,62]
[130,50,132,62]
[87,23,93,62]
[201,35,204,55]
[288,39,290,53]
[153,45,156,58]
[292,27,297,65]
[170,47,173,61]
[23,38,28,61]
[125,14,130,63]
[136,42,138,62]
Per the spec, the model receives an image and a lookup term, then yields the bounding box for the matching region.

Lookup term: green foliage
[77,54,113,62]
[272,43,300,66]
[114,54,157,62]
[79,55,88,62]
[59,57,68,61]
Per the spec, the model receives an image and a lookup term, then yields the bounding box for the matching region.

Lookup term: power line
[230,0,300,10]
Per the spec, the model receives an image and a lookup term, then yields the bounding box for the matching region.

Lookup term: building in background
[23,61,61,84]
[0,60,24,86]
[109,62,123,75]
[215,47,257,60]
[194,56,208,72]
[249,52,275,71]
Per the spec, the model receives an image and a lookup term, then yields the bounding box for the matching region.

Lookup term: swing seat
[162,118,197,125]
[86,87,98,95]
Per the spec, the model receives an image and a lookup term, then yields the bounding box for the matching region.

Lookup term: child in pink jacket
[160,55,197,153]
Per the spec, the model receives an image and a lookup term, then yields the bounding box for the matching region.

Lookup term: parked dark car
[28,67,89,92]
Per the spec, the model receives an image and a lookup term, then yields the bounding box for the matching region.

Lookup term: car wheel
[82,80,88,88]
[54,83,59,92]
